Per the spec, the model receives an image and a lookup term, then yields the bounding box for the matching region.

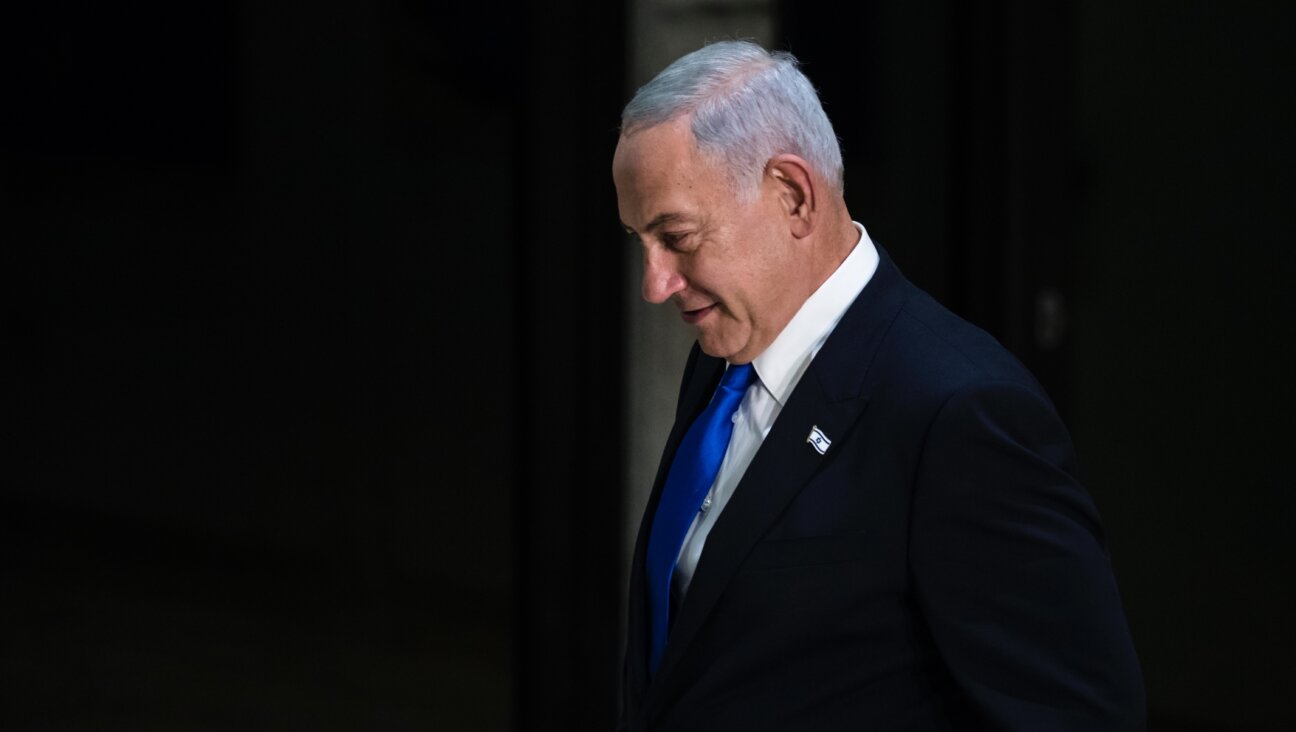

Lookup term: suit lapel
[643,245,910,705]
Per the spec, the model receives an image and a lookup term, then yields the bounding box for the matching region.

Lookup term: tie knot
[720,363,757,392]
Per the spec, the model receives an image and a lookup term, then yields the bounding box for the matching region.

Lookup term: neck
[809,211,860,286]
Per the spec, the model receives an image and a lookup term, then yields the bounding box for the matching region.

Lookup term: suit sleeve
[910,380,1145,731]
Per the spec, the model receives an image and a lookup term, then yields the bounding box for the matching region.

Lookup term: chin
[695,330,745,363]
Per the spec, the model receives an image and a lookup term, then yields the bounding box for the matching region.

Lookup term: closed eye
[661,231,693,250]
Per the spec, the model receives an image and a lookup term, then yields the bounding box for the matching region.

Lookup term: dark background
[3,1,1292,729]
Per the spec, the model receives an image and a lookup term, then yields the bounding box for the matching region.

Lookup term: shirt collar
[748,221,880,406]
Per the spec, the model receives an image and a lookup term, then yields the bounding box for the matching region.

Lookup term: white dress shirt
[673,222,880,596]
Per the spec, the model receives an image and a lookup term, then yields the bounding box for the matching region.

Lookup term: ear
[765,154,817,239]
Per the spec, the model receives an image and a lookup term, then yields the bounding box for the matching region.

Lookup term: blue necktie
[646,362,757,676]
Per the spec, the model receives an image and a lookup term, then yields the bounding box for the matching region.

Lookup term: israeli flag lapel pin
[806,425,831,455]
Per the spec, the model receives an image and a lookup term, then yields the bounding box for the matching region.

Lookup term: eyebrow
[624,212,689,234]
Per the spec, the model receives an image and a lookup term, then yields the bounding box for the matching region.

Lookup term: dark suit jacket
[620,246,1144,730]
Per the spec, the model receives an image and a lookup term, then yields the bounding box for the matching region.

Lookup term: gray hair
[621,40,844,198]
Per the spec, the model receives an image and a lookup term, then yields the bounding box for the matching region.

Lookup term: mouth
[680,303,717,325]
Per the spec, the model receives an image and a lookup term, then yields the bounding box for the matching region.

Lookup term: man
[614,41,1144,730]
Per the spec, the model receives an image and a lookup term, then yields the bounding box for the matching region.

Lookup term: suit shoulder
[872,283,1051,410]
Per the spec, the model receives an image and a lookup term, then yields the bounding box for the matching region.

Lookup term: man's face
[613,118,800,364]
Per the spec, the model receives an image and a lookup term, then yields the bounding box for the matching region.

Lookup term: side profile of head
[613,40,855,364]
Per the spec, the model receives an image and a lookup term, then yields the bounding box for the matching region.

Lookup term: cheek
[732,258,793,324]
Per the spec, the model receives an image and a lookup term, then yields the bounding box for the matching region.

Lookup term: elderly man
[614,41,1144,730]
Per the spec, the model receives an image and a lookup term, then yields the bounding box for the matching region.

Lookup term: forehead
[613,118,697,191]
[613,118,731,226]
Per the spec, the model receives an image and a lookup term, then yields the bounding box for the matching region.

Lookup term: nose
[641,247,686,304]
